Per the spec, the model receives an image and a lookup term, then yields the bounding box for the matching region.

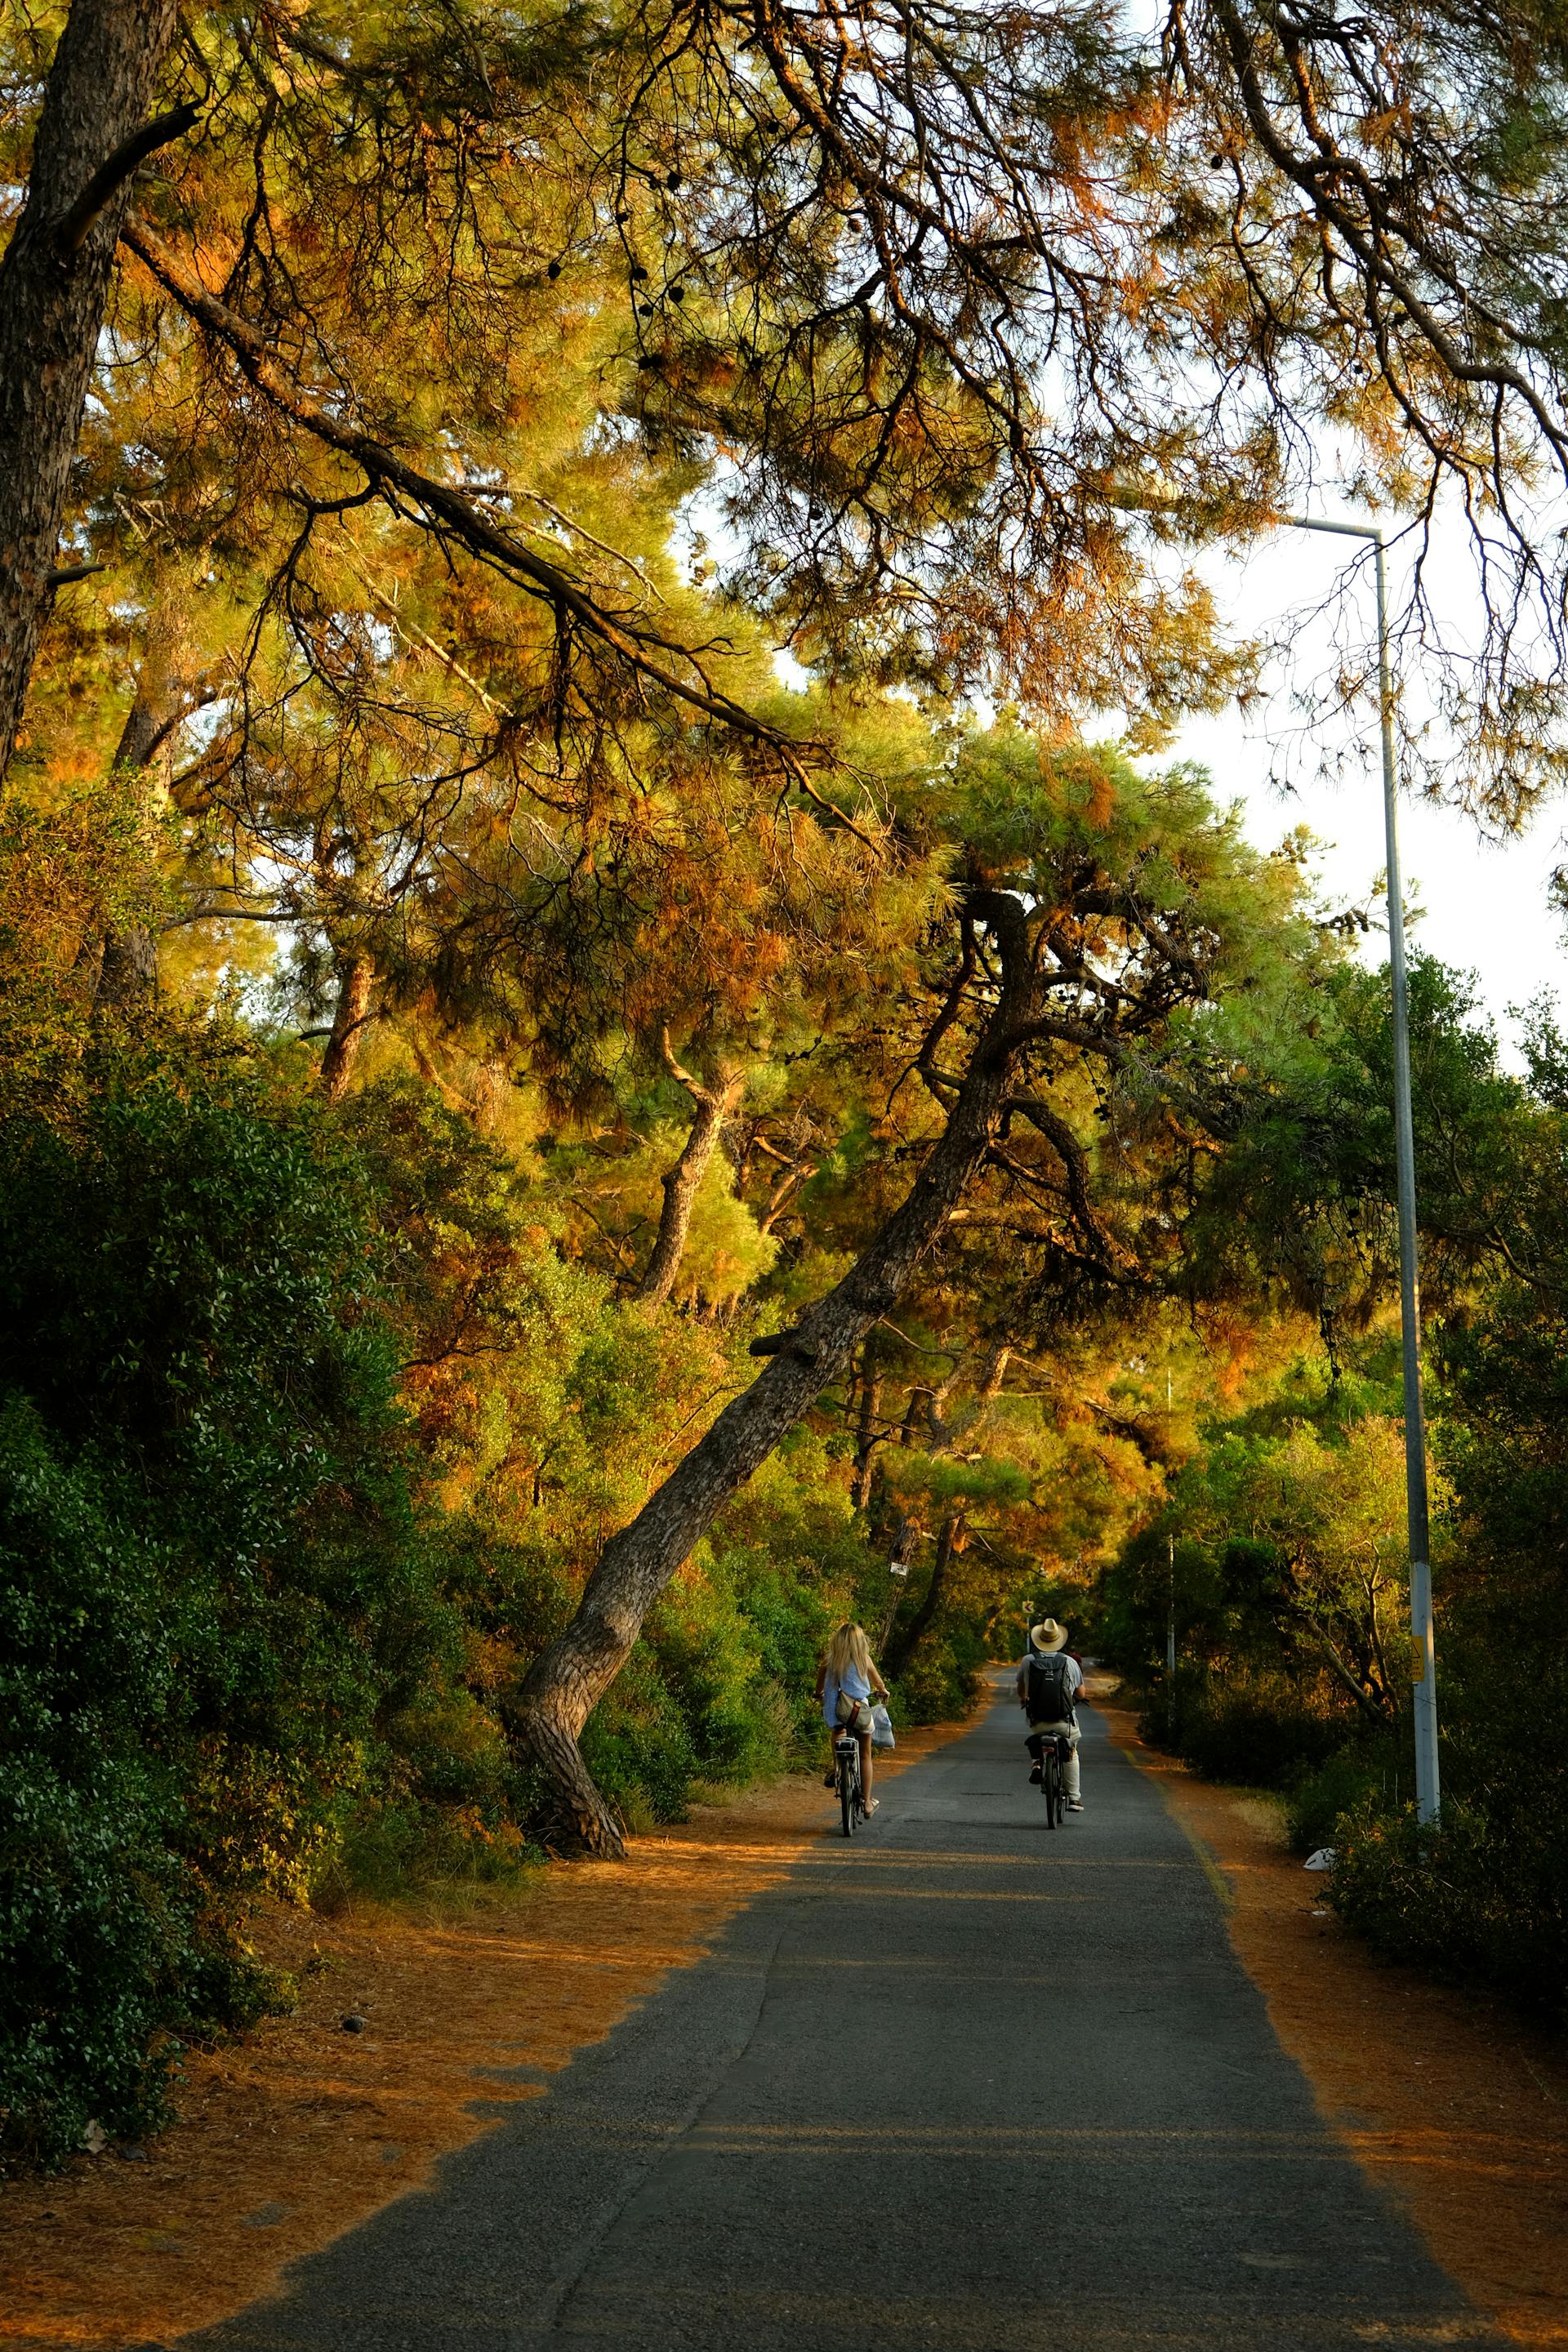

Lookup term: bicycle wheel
[840,1756,857,1838]
[1044,1744,1062,1829]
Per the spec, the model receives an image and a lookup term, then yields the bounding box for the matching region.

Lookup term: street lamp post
[1286,517,1440,1825]
[1165,1366,1176,1740]
[1165,1530,1176,1738]
[1116,495,1441,1823]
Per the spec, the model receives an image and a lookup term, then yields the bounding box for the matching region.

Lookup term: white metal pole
[1371,532,1441,1824]
[1116,497,1442,1820]
[1287,517,1441,1822]
[1165,1368,1176,1737]
[1166,1533,1175,1735]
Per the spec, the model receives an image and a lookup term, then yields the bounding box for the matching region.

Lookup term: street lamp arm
[1280,513,1383,546]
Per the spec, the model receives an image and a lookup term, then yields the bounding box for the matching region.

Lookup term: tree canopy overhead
[7,1,1568,839]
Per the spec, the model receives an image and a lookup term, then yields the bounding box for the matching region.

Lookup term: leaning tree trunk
[633,1085,738,1305]
[93,666,183,1007]
[516,895,1035,1853]
[884,1512,961,1682]
[849,1334,884,1510]
[0,1,183,777]
[633,1037,743,1307]
[319,955,376,1102]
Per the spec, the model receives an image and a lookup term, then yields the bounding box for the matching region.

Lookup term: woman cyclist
[815,1624,890,1817]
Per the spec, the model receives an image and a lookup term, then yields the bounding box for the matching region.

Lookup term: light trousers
[1027,1719,1081,1800]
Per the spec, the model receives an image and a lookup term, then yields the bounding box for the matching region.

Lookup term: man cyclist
[1017,1617,1084,1814]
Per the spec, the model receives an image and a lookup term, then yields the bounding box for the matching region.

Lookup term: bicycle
[1040,1731,1069,1829]
[834,1731,866,1837]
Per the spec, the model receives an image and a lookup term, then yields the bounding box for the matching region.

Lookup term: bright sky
[1165,523,1568,1068]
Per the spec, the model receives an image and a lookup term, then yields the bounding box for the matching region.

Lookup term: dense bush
[1332,1790,1568,2018]
[1284,1743,1400,1855]
[0,1039,457,2166]
[0,1405,286,2165]
[1144,1667,1351,1790]
[896,1619,986,1726]
[1323,1638,1568,2015]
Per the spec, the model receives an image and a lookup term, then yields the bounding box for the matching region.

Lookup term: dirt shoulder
[1094,1682,1568,2350]
[0,1716,971,2352]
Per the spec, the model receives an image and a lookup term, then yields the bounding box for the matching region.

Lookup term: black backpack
[1027,1650,1075,1723]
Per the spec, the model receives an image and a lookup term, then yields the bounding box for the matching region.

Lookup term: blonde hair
[826,1623,871,1683]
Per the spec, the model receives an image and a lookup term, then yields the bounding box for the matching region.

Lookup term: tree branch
[57,102,202,259]
[118,215,850,795]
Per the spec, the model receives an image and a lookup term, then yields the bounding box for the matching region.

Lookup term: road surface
[178,1678,1498,2351]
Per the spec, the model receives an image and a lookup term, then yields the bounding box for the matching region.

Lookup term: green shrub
[1143,1667,1352,1788]
[332,1795,535,1901]
[577,1555,809,1825]
[1284,1741,1400,1854]
[0,1750,279,2168]
[1331,1794,1568,2017]
[580,1646,700,1825]
[0,1043,452,2167]
[893,1621,984,1726]
[1321,1657,1568,2015]
[0,1397,283,2165]
[711,1555,840,1754]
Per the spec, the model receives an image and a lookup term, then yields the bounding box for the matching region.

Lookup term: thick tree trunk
[632,1038,742,1307]
[516,898,1034,1853]
[96,920,159,1006]
[884,1513,961,1682]
[0,2,181,777]
[319,956,376,1102]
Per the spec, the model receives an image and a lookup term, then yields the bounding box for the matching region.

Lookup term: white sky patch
[1163,514,1568,1068]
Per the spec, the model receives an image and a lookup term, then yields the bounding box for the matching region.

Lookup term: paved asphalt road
[179,1678,1498,2352]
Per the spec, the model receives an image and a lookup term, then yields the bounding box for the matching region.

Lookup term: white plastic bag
[870,1702,896,1750]
[1303,1846,1337,1872]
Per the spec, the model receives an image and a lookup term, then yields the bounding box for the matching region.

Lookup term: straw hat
[1029,1618,1068,1654]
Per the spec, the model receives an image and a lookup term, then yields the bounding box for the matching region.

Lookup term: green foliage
[1145,1666,1352,1790]
[0,1030,456,2168]
[1285,1744,1400,1856]
[1102,967,1568,2014]
[1331,1786,1568,2019]
[0,1401,285,2168]
[895,1621,987,1726]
